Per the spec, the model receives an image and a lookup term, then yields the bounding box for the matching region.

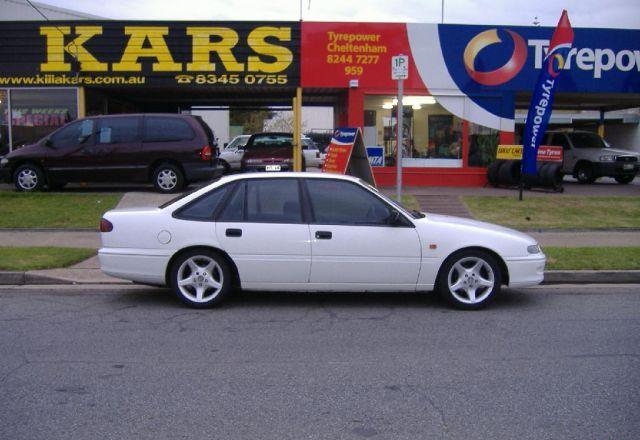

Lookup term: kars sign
[391,55,408,80]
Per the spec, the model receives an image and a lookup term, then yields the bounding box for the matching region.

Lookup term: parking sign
[391,55,409,80]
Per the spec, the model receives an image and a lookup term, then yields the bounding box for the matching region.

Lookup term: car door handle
[315,231,332,240]
[226,228,242,237]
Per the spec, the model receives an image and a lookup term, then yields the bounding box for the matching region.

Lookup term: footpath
[1,181,639,286]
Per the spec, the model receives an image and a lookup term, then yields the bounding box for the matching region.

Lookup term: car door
[90,115,142,181]
[44,118,96,182]
[215,178,312,289]
[304,178,422,291]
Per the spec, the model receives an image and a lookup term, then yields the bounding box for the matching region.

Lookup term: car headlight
[527,244,542,254]
[599,154,616,162]
[0,158,8,166]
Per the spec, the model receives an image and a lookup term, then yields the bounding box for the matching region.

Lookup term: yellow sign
[496,145,524,160]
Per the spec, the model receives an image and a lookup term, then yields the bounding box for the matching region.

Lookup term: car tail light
[200,145,213,161]
[100,218,113,232]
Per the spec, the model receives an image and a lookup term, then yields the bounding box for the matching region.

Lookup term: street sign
[391,55,409,80]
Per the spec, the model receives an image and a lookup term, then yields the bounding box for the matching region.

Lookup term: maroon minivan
[0,113,221,193]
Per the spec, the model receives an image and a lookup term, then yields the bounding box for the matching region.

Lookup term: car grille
[616,156,638,163]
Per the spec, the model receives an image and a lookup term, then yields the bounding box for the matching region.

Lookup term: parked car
[240,132,320,172]
[544,130,639,184]
[219,134,250,173]
[99,173,546,310]
[0,113,222,193]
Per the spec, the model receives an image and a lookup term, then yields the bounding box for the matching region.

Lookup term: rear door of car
[304,178,422,291]
[215,178,311,288]
[90,115,143,181]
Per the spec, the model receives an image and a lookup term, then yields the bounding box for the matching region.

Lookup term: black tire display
[436,249,502,310]
[153,163,185,193]
[13,164,45,192]
[169,249,232,308]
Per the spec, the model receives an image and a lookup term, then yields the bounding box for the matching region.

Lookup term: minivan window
[143,117,195,142]
[49,119,94,149]
[97,116,140,144]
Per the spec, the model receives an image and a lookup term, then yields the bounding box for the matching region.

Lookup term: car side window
[97,117,140,144]
[305,179,391,226]
[551,134,570,151]
[49,119,94,149]
[174,185,231,221]
[218,179,302,223]
[143,117,195,142]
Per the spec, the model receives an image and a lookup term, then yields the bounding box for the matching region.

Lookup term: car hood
[600,147,640,157]
[416,212,539,248]
[5,142,42,158]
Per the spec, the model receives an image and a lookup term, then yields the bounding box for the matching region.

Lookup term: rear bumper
[182,162,224,182]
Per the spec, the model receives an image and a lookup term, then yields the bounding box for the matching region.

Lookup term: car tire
[614,175,634,184]
[575,163,596,184]
[170,249,232,308]
[153,163,185,193]
[436,249,502,310]
[219,160,231,174]
[13,164,45,192]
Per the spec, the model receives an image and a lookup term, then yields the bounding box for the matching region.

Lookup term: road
[1,285,638,440]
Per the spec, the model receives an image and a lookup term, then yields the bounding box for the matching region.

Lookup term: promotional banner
[521,10,574,175]
[322,127,375,186]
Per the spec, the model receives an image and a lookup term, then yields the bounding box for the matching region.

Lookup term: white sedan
[99,173,545,309]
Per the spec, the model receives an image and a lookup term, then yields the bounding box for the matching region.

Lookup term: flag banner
[521,10,574,175]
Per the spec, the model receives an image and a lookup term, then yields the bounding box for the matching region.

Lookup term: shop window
[9,89,77,148]
[428,114,463,159]
[468,123,498,167]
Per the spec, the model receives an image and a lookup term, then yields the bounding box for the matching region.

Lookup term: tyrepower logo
[529,40,640,79]
[463,29,527,86]
[463,28,640,85]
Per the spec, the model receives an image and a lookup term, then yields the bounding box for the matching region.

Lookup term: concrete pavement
[1,178,639,286]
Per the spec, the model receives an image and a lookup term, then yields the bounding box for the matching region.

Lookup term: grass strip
[0,192,122,229]
[544,247,640,271]
[0,247,97,271]
[462,196,640,229]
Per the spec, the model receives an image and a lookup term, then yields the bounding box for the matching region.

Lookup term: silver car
[545,130,640,184]
[218,135,250,173]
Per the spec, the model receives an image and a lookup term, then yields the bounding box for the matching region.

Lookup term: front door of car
[215,178,311,289]
[44,118,96,182]
[304,179,421,290]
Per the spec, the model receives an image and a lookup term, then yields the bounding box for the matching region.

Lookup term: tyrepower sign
[0,21,299,88]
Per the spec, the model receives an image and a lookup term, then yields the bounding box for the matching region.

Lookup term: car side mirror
[387,209,404,226]
[44,138,54,148]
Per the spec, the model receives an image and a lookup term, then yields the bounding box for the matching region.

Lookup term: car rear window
[143,117,195,142]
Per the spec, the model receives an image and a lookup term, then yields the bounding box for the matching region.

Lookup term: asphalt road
[1,285,638,440]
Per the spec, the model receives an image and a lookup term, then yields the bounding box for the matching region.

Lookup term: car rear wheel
[14,164,45,192]
[436,250,502,310]
[170,249,232,308]
[575,163,596,184]
[153,163,185,193]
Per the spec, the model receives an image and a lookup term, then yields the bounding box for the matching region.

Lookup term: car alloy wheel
[14,164,44,192]
[437,250,501,310]
[170,249,231,308]
[575,163,595,184]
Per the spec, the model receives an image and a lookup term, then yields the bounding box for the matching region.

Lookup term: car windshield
[248,134,293,148]
[226,136,249,150]
[569,133,607,149]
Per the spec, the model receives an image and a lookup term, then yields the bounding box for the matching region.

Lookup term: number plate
[265,165,281,171]
[623,163,633,170]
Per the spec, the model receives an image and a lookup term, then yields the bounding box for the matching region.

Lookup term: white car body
[301,137,323,168]
[99,173,545,308]
[218,135,250,172]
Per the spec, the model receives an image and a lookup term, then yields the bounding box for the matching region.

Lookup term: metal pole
[396,78,403,203]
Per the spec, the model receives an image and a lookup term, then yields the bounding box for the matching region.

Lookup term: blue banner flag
[521,10,574,175]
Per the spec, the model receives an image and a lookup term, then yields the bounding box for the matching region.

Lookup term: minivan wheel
[14,164,45,192]
[153,164,185,193]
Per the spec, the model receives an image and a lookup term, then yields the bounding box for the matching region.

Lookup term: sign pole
[396,77,403,203]
[391,54,408,204]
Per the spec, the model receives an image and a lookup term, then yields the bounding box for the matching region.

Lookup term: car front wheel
[14,164,45,192]
[170,249,232,308]
[153,163,185,193]
[614,175,634,184]
[436,250,502,310]
[575,163,596,184]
